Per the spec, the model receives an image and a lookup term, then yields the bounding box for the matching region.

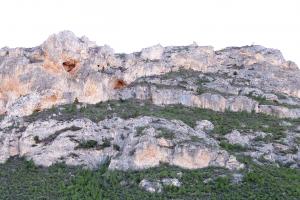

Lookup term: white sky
[0,0,299,65]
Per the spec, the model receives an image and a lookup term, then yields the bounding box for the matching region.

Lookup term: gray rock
[0,116,243,171]
[195,120,214,133]
[224,130,254,146]
[139,179,162,193]
[161,178,182,187]
[0,31,299,119]
[232,173,244,184]
[141,44,164,61]
[1,30,300,171]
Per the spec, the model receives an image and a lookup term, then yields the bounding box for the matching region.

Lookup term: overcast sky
[0,0,299,65]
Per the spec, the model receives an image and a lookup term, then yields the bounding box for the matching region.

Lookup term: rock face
[224,130,255,147]
[0,31,300,171]
[0,116,243,170]
[1,31,299,118]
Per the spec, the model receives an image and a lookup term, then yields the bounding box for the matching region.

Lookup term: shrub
[76,140,98,149]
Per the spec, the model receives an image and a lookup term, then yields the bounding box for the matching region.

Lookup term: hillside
[0,31,299,199]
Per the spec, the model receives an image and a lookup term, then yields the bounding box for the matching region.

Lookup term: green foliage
[155,128,174,139]
[42,126,82,145]
[248,95,270,105]
[160,68,200,80]
[0,158,300,200]
[197,77,211,85]
[135,126,148,137]
[76,138,111,150]
[219,141,247,152]
[295,137,300,145]
[99,138,112,149]
[24,99,293,142]
[196,87,206,95]
[0,114,4,122]
[76,140,98,149]
[190,135,204,142]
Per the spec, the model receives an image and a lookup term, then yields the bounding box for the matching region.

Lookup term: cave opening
[62,59,78,72]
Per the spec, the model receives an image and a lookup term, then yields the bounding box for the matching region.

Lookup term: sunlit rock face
[0,31,300,171]
[0,31,299,118]
[0,31,218,117]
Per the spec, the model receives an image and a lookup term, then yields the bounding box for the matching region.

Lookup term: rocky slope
[0,31,300,172]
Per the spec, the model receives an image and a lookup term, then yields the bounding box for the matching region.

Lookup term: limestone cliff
[0,31,299,170]
[1,31,299,118]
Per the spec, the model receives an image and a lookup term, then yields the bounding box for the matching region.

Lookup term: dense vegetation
[0,157,299,200]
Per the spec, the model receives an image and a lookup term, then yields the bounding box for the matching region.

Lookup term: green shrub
[155,128,174,139]
[219,141,247,152]
[76,140,98,149]
[1,158,299,200]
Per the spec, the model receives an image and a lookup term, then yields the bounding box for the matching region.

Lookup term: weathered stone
[1,30,300,172]
[0,116,243,171]
[258,105,300,119]
[139,179,162,193]
[195,120,214,133]
[226,96,258,113]
[140,44,164,61]
[1,31,300,119]
[161,178,181,187]
[224,130,255,146]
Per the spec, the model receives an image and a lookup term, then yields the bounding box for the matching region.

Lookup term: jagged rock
[139,179,162,193]
[42,30,95,71]
[224,130,255,146]
[0,31,300,118]
[1,30,300,172]
[161,178,181,187]
[0,116,243,170]
[195,120,214,133]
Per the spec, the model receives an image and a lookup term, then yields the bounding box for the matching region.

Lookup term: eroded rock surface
[0,31,300,118]
[0,116,243,170]
[0,31,300,171]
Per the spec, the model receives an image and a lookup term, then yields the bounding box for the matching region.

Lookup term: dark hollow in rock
[62,59,78,72]
[113,79,127,89]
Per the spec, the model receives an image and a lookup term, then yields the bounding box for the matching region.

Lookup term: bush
[1,158,299,200]
[76,140,98,149]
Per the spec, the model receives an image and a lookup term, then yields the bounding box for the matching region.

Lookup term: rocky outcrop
[118,85,300,118]
[0,116,243,170]
[1,31,299,118]
[0,30,300,172]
